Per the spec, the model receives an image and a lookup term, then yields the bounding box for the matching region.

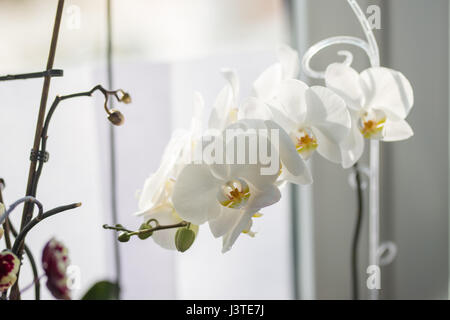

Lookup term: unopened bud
[0,226,3,240]
[175,227,196,253]
[108,109,125,126]
[118,232,130,242]
[138,223,153,240]
[120,92,132,104]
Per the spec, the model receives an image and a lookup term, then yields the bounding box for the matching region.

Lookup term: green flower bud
[175,227,196,253]
[138,223,153,240]
[118,232,130,242]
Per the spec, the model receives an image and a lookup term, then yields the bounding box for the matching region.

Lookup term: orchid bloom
[244,45,352,168]
[172,119,306,252]
[325,63,414,166]
[217,57,312,185]
[42,238,71,300]
[134,93,203,250]
[208,69,240,132]
[252,44,300,103]
[0,250,19,293]
[239,45,299,122]
[267,80,351,166]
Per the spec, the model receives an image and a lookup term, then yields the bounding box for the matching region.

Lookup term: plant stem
[351,162,364,300]
[0,184,11,301]
[103,221,189,236]
[0,182,12,250]
[130,222,188,236]
[11,0,65,300]
[0,69,63,82]
[32,85,120,195]
[12,202,81,255]
[8,220,41,300]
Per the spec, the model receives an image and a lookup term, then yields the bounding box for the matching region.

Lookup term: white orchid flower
[226,118,312,185]
[244,45,352,168]
[252,44,300,103]
[172,119,308,252]
[325,63,414,167]
[173,159,279,253]
[268,80,351,165]
[208,69,240,132]
[240,45,300,121]
[246,77,352,167]
[134,93,204,250]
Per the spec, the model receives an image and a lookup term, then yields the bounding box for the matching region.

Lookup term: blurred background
[0,0,447,299]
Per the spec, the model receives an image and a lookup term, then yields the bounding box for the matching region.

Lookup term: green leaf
[81,280,120,300]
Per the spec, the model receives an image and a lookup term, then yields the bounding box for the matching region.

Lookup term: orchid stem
[12,0,65,301]
[0,182,12,250]
[8,220,41,300]
[32,85,126,195]
[351,162,364,300]
[103,221,189,238]
[12,202,81,255]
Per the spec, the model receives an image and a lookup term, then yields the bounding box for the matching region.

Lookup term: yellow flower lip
[218,178,250,209]
[292,128,318,159]
[359,111,386,139]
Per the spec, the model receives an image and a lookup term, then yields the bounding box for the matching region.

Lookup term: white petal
[200,70,237,134]
[209,207,243,238]
[266,104,297,133]
[229,164,279,192]
[360,67,414,119]
[137,130,190,213]
[312,127,343,164]
[279,167,313,185]
[239,97,272,120]
[382,119,414,142]
[264,119,312,184]
[253,63,283,102]
[222,212,254,253]
[306,86,351,143]
[221,68,239,102]
[340,113,365,168]
[144,206,181,250]
[277,79,309,123]
[222,120,280,188]
[190,91,204,138]
[325,63,364,110]
[245,184,281,214]
[172,164,223,225]
[277,44,300,79]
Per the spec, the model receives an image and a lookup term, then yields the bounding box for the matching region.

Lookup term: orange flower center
[218,179,251,209]
[291,129,318,159]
